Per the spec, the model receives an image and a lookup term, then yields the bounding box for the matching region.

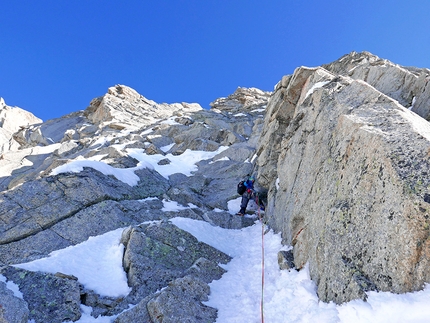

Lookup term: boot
[236,208,246,216]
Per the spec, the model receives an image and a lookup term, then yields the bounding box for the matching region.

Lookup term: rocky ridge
[1,51,430,321]
[322,51,430,119]
[0,85,269,322]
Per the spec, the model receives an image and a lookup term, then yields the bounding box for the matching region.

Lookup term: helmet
[249,176,255,182]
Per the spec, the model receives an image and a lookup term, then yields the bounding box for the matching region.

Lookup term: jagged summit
[210,87,271,113]
[85,84,203,129]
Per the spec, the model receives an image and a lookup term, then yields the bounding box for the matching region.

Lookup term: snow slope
[8,213,430,323]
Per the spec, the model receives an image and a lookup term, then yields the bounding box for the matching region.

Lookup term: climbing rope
[256,194,265,323]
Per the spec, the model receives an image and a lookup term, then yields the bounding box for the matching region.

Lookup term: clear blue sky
[1,1,430,121]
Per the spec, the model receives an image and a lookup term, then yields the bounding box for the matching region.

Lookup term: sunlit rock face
[323,51,430,120]
[0,97,42,153]
[257,56,430,304]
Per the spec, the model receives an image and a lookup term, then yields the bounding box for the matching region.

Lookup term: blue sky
[1,1,430,121]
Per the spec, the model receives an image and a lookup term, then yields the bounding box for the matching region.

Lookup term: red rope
[256,195,265,323]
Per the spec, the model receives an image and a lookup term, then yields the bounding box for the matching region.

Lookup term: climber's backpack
[237,180,246,195]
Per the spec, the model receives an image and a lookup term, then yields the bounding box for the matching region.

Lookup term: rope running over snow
[256,194,265,323]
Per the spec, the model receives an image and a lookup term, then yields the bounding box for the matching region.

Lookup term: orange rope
[256,195,265,323]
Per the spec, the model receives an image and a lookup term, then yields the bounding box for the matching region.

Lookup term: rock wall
[257,62,430,303]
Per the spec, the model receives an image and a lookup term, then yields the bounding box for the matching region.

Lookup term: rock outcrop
[323,51,430,120]
[257,54,430,304]
[0,98,42,154]
[1,267,81,323]
[111,221,230,321]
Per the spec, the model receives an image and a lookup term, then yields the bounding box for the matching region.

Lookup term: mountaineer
[236,175,265,216]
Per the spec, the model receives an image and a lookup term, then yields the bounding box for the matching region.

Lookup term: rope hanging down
[256,194,265,323]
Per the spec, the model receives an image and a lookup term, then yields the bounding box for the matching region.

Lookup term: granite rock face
[257,62,430,303]
[121,221,231,303]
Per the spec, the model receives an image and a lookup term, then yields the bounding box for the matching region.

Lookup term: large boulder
[146,275,217,323]
[114,275,217,323]
[257,65,430,303]
[120,221,231,303]
[114,220,230,322]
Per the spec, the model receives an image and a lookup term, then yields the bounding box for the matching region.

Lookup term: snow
[89,136,110,150]
[50,146,229,184]
[409,96,416,110]
[160,142,175,152]
[0,274,23,299]
[128,146,229,179]
[348,65,359,74]
[209,156,230,163]
[399,108,430,142]
[161,116,181,125]
[251,105,266,113]
[51,159,143,186]
[233,113,247,117]
[305,81,330,99]
[15,228,131,298]
[140,128,153,136]
[161,199,198,211]
[227,197,242,215]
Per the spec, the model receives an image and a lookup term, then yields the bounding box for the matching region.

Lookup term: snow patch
[15,228,131,298]
[160,143,175,152]
[162,199,198,212]
[233,113,247,117]
[305,81,330,99]
[0,274,24,299]
[50,146,229,185]
[209,156,230,164]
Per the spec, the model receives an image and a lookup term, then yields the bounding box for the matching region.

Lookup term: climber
[236,175,265,216]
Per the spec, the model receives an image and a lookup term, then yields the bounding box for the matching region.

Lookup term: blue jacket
[244,179,254,190]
